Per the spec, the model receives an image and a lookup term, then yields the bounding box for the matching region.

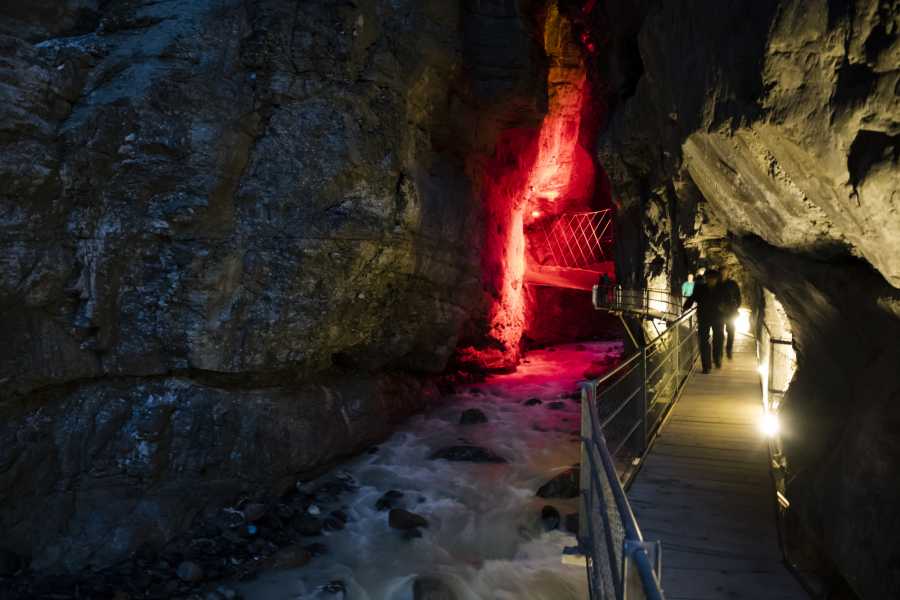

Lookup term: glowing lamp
[531,210,541,218]
[759,411,780,437]
[734,308,751,334]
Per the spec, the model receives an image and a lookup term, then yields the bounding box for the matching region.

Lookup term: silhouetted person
[683,269,725,373]
[720,275,742,359]
[681,273,695,298]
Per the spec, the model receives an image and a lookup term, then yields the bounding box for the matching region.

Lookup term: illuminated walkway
[627,335,806,600]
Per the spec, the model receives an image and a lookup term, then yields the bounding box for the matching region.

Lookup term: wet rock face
[0,374,431,573]
[0,0,546,574]
[1,0,482,399]
[601,1,899,596]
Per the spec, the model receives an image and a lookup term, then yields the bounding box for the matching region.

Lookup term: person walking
[683,269,725,373]
[681,273,695,298]
[720,274,742,359]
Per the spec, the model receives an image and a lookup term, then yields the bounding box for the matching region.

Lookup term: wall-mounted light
[734,307,751,334]
[531,210,541,218]
[759,411,780,437]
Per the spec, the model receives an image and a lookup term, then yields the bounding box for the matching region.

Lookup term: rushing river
[240,341,622,600]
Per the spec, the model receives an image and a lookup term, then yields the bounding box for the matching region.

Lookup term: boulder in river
[388,508,429,531]
[523,397,542,406]
[294,515,324,536]
[242,503,267,523]
[541,505,561,531]
[267,545,312,570]
[459,408,488,425]
[428,446,507,463]
[413,575,458,600]
[536,467,580,498]
[175,560,204,583]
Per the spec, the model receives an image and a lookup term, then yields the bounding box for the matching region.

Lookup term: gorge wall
[599,0,899,597]
[0,0,550,573]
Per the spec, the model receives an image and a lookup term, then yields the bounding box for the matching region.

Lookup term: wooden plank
[626,336,806,599]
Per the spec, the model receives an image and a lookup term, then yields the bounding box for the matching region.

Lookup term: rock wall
[0,0,547,573]
[600,0,899,597]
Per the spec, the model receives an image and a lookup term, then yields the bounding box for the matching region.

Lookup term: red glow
[457,2,613,371]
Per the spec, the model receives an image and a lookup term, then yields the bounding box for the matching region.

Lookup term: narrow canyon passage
[239,342,622,600]
[2,1,897,599]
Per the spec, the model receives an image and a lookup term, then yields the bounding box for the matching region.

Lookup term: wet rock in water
[459,408,488,425]
[323,517,345,531]
[428,445,507,463]
[403,528,423,540]
[564,513,580,534]
[267,545,312,570]
[523,397,542,406]
[248,538,277,556]
[367,446,380,454]
[242,503,267,523]
[304,542,329,557]
[536,467,580,498]
[276,504,295,520]
[215,586,239,600]
[413,575,458,600]
[188,537,220,557]
[546,401,567,410]
[330,509,349,524]
[294,515,324,536]
[388,508,429,531]
[176,560,204,583]
[541,505,561,531]
[375,490,404,511]
[321,580,347,595]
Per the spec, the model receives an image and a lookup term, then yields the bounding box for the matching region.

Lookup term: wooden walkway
[628,335,807,600]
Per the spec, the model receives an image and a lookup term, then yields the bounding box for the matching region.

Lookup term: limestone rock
[540,505,561,531]
[0,0,547,573]
[175,561,203,583]
[536,468,580,498]
[413,576,457,600]
[601,1,900,596]
[388,509,428,531]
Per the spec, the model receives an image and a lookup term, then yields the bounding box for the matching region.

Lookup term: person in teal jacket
[681,273,695,298]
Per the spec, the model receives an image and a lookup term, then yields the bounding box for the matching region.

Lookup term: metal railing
[579,305,699,600]
[593,285,685,322]
[542,210,615,269]
[755,323,823,595]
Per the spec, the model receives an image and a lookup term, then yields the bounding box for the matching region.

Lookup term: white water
[240,341,623,600]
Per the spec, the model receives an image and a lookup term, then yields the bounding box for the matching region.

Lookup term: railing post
[674,318,680,388]
[768,339,775,397]
[638,345,648,455]
[579,382,592,542]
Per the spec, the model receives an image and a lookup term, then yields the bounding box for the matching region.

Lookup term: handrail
[593,285,685,322]
[754,321,819,596]
[579,292,700,600]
